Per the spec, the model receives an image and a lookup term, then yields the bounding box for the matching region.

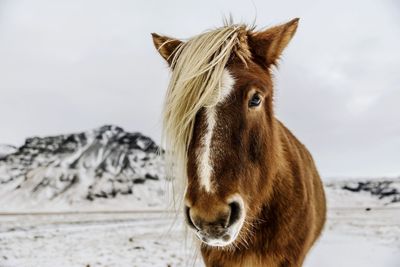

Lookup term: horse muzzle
[184,194,245,247]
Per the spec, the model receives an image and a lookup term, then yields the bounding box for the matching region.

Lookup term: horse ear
[151,33,183,66]
[249,18,299,68]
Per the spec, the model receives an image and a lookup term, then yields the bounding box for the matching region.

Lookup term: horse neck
[259,118,297,215]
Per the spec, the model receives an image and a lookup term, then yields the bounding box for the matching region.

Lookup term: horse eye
[249,93,262,108]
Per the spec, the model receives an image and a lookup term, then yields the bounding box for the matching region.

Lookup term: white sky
[0,0,399,178]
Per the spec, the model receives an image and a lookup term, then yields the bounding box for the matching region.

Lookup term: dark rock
[133,178,146,184]
[342,179,400,204]
[343,184,362,192]
[145,173,159,180]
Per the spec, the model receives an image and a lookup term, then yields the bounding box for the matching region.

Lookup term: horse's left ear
[249,18,299,68]
[151,33,183,66]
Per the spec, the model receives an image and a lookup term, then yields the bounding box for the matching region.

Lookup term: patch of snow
[0,144,16,159]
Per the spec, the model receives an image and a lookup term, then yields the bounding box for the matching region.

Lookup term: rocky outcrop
[0,125,165,203]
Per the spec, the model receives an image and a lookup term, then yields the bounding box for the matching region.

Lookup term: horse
[151,18,326,267]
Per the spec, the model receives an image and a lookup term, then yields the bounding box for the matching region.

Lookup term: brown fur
[152,18,326,267]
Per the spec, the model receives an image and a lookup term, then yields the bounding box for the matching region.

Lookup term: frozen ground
[0,212,198,267]
[0,183,399,267]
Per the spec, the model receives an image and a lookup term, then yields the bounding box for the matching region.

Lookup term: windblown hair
[161,24,251,202]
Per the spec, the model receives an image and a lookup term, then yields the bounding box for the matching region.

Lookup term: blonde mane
[161,24,251,204]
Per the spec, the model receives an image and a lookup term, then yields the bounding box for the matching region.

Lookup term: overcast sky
[0,0,399,178]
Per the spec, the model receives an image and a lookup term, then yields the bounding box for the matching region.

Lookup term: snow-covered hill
[0,125,166,211]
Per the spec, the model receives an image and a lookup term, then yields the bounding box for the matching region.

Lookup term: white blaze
[197,70,235,192]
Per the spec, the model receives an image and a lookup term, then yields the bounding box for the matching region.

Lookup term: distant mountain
[0,125,165,209]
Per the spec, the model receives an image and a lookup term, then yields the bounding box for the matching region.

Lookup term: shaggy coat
[152,18,326,267]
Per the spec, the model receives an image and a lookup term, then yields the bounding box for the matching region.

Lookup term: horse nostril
[227,201,242,227]
[184,206,199,230]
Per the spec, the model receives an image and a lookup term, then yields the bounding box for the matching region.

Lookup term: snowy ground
[0,184,399,267]
[0,212,197,267]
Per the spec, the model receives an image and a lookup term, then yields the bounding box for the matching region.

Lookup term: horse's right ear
[151,33,183,66]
